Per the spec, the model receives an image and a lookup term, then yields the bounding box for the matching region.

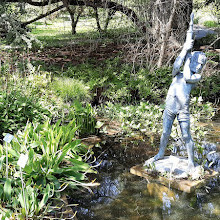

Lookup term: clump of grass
[203,20,219,28]
[51,77,91,103]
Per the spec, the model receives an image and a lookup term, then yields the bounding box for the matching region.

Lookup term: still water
[71,119,220,220]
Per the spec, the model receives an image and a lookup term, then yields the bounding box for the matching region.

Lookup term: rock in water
[144,155,204,180]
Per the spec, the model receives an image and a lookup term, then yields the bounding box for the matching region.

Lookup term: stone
[144,155,204,180]
[130,159,219,193]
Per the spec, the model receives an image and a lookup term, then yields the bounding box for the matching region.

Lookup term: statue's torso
[166,72,194,113]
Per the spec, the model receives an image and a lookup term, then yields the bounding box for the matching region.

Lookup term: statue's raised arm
[186,12,194,41]
[172,13,194,77]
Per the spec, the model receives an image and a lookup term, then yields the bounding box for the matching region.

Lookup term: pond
[70,118,220,220]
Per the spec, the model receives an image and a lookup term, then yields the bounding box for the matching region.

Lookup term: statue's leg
[144,109,174,167]
[155,109,175,160]
[179,120,195,169]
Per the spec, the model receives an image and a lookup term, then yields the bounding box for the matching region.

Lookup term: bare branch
[22,5,65,27]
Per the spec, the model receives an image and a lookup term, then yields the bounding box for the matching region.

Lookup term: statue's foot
[143,153,164,168]
[154,153,164,161]
[189,165,204,180]
[187,162,195,173]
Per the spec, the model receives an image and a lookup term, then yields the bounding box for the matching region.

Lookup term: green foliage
[136,67,171,103]
[50,57,217,105]
[98,99,216,144]
[192,69,220,103]
[0,120,95,218]
[190,97,216,120]
[51,77,91,103]
[97,101,164,137]
[62,59,171,104]
[193,17,199,24]
[203,20,219,28]
[12,120,94,184]
[0,58,98,137]
[0,89,51,135]
[69,101,97,136]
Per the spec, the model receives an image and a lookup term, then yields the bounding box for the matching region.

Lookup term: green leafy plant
[0,89,51,136]
[10,120,95,186]
[192,67,220,103]
[0,120,96,218]
[203,20,219,28]
[97,101,164,138]
[68,101,97,136]
[61,59,171,104]
[97,99,216,145]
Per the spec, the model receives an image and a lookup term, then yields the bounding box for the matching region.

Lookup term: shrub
[51,77,91,103]
[0,89,51,136]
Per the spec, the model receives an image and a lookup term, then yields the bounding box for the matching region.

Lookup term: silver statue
[144,13,207,170]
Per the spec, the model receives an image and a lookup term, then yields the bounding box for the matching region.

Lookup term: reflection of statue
[145,13,207,170]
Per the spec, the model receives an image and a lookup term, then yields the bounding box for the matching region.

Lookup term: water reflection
[72,166,219,219]
[71,120,220,220]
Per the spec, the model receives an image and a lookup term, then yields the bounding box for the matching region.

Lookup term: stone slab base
[130,163,218,193]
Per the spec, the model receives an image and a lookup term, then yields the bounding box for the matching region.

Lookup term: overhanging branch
[3,0,146,32]
[2,0,60,6]
[22,4,65,27]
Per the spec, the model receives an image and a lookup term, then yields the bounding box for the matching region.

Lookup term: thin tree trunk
[66,6,76,34]
[72,9,82,34]
[104,9,115,31]
[157,0,177,67]
[93,7,102,33]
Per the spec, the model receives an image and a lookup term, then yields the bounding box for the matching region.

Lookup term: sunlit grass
[51,77,91,102]
[30,13,136,47]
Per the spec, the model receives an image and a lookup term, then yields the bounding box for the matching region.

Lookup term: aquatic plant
[97,99,216,146]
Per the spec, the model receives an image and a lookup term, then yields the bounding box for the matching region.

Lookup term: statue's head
[190,51,207,73]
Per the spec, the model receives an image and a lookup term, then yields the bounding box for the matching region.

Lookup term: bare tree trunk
[157,0,177,67]
[72,8,83,34]
[63,0,83,35]
[66,6,76,34]
[104,9,115,31]
[93,7,102,33]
